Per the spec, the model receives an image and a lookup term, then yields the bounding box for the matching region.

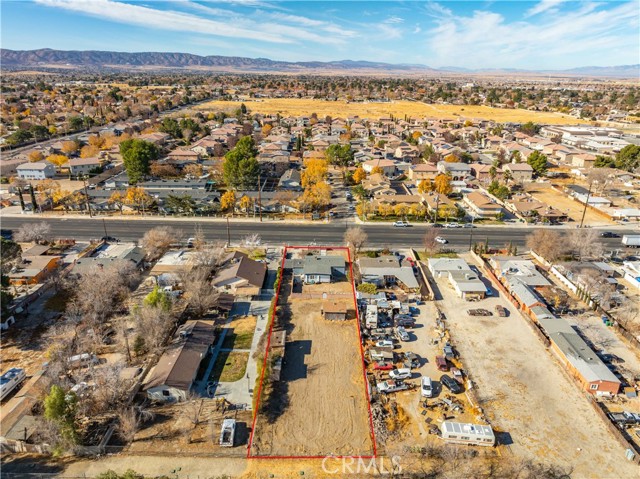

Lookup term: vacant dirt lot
[195,99,588,125]
[524,183,615,226]
[432,253,637,478]
[251,279,374,457]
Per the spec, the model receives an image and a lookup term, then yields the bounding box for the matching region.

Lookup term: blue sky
[2,1,638,69]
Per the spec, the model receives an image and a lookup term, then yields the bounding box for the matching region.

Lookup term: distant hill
[1,49,638,78]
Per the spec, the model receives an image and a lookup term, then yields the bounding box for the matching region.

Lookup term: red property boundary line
[246,245,377,460]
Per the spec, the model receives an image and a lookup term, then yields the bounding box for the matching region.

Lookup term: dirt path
[252,281,373,457]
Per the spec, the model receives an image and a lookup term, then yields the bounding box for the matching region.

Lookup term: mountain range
[2,49,638,78]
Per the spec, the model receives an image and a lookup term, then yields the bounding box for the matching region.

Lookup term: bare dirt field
[251,278,374,457]
[195,99,588,125]
[432,253,637,478]
[524,183,615,226]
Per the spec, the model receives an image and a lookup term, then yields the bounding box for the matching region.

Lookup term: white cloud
[424,1,639,69]
[35,0,350,46]
[413,25,422,34]
[378,23,403,40]
[384,16,404,24]
[525,0,567,17]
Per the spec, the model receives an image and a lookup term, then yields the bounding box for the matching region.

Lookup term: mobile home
[440,421,495,446]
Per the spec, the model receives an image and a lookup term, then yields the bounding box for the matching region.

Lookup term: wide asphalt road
[0,216,631,252]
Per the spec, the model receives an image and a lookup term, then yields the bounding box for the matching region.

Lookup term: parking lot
[426,253,637,477]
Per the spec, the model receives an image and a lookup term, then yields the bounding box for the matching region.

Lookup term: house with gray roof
[285,253,346,283]
[16,161,55,180]
[427,258,486,300]
[358,256,419,290]
[537,316,620,395]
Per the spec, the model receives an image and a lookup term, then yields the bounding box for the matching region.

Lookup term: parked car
[386,292,397,301]
[375,340,395,348]
[373,361,394,371]
[396,317,416,328]
[495,305,508,317]
[440,374,463,394]
[393,221,411,227]
[435,355,449,372]
[408,306,420,315]
[443,343,455,359]
[421,376,434,398]
[451,367,464,384]
[395,326,410,342]
[389,368,412,380]
[101,236,119,242]
[435,236,448,244]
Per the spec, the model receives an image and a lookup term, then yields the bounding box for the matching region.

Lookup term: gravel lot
[429,253,637,478]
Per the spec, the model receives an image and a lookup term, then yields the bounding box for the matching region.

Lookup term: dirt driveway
[251,280,374,457]
[431,253,636,478]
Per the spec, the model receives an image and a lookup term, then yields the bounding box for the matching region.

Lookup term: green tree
[29,125,50,141]
[144,285,172,311]
[519,121,540,136]
[488,180,511,200]
[5,129,32,146]
[615,144,640,172]
[166,194,196,215]
[120,139,159,185]
[223,136,259,189]
[594,155,615,168]
[44,385,79,449]
[68,116,84,131]
[325,144,354,169]
[159,117,182,138]
[527,151,548,176]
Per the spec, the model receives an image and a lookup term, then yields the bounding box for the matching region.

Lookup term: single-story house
[537,316,621,395]
[358,256,419,290]
[7,255,61,285]
[302,254,346,284]
[277,169,302,190]
[321,299,351,321]
[427,258,485,300]
[144,320,215,402]
[212,251,267,295]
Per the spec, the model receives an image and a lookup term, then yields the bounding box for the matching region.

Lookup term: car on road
[444,223,461,228]
[375,340,395,348]
[440,374,463,394]
[421,376,434,398]
[435,236,448,244]
[600,232,620,238]
[432,223,444,228]
[101,236,119,242]
[389,368,412,380]
[463,223,476,228]
[393,221,410,227]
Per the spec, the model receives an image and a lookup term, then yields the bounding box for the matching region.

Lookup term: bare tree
[192,224,206,251]
[242,233,262,249]
[567,229,604,261]
[182,391,204,425]
[116,407,139,444]
[587,168,611,195]
[525,229,566,263]
[344,226,368,257]
[140,226,182,261]
[135,304,175,351]
[422,228,440,255]
[14,221,51,243]
[192,241,227,271]
[182,268,221,316]
[84,362,126,415]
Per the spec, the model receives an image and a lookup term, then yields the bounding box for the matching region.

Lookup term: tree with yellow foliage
[36,179,60,206]
[394,204,409,218]
[301,158,328,189]
[108,190,127,214]
[220,190,236,213]
[239,195,253,216]
[444,154,459,163]
[410,203,426,218]
[80,145,100,158]
[45,154,69,168]
[61,141,79,155]
[412,131,422,140]
[417,179,434,194]
[88,135,105,148]
[371,166,384,176]
[29,150,44,162]
[353,167,366,184]
[301,181,331,213]
[262,124,273,136]
[125,187,153,213]
[377,203,393,217]
[434,174,453,195]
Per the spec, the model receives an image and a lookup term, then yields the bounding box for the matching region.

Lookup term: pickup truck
[377,380,410,394]
[375,339,395,348]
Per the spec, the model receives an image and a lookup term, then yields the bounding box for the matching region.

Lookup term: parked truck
[219,418,236,447]
[377,379,410,394]
[622,235,640,248]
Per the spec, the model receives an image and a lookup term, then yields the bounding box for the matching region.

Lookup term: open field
[524,183,616,226]
[433,253,637,478]
[195,99,589,125]
[251,275,374,457]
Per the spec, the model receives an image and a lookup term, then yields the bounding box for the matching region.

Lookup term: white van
[389,368,412,380]
[421,376,433,398]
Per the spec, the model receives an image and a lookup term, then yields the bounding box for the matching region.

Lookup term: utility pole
[226,217,231,247]
[258,173,263,222]
[82,176,93,218]
[578,180,593,229]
